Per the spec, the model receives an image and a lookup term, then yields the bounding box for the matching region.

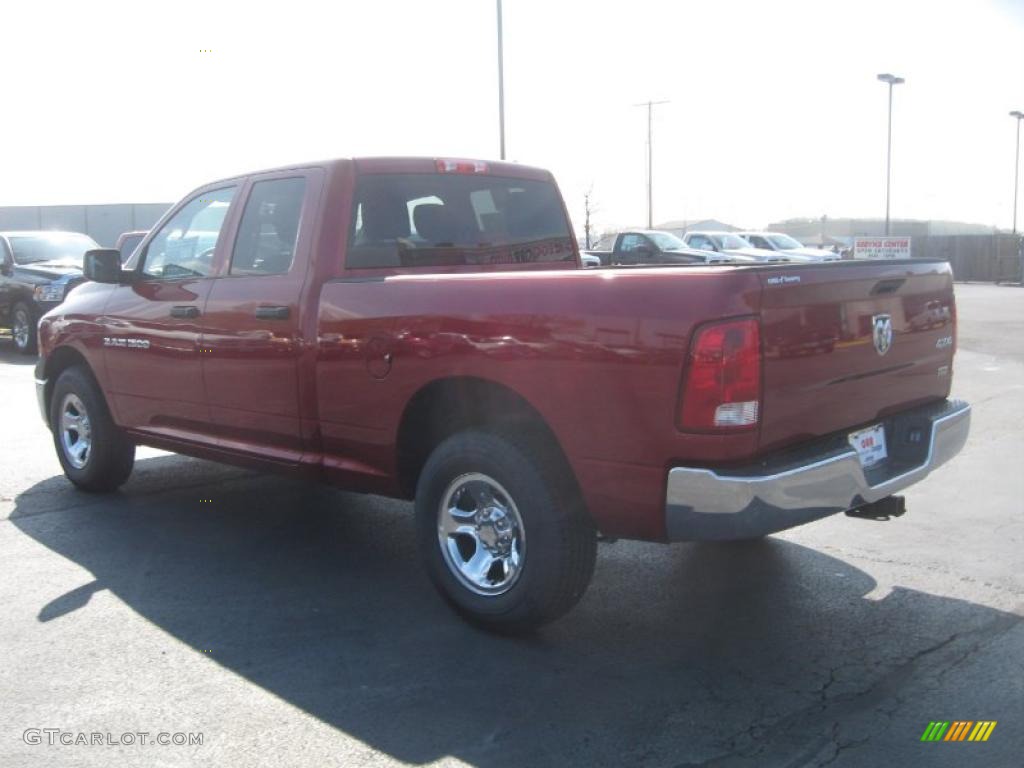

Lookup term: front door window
[141,187,236,279]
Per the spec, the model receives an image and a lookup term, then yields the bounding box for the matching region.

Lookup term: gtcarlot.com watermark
[23,729,203,747]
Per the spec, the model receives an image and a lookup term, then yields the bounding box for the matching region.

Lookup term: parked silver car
[738,231,841,262]
[682,231,793,263]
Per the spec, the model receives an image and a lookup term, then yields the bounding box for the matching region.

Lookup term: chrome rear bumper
[665,399,971,541]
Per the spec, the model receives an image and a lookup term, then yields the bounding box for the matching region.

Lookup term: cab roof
[203,157,554,187]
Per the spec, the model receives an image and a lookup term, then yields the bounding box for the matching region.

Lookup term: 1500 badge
[936,336,953,349]
[103,337,150,349]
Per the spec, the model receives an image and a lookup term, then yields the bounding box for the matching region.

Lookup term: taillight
[678,318,761,431]
[436,158,489,174]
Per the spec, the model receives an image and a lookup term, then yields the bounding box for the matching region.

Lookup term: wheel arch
[395,376,583,506]
[41,346,100,428]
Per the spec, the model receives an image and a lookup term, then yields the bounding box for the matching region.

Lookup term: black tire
[12,301,37,355]
[415,430,597,633]
[50,366,135,492]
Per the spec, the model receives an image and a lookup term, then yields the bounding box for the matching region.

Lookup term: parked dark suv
[0,231,99,354]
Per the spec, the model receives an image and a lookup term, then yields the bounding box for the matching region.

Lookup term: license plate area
[848,423,887,468]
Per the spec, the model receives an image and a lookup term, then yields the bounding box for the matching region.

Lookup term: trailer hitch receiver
[845,495,906,521]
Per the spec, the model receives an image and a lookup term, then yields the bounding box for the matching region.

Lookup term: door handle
[255,305,290,320]
[170,305,200,318]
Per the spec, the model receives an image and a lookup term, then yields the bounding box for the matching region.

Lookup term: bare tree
[583,186,598,250]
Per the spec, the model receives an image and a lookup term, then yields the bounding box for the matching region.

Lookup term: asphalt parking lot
[1,282,1021,768]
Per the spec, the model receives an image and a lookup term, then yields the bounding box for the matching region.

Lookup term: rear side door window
[229,177,307,276]
[141,187,236,279]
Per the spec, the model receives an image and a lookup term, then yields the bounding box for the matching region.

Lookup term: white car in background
[682,231,795,263]
[738,231,841,262]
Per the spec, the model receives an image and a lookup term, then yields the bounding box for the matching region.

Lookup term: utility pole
[1010,111,1023,234]
[877,73,904,236]
[634,100,669,229]
[496,0,506,160]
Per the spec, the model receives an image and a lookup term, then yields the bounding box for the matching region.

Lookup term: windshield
[715,234,752,250]
[767,233,804,250]
[9,233,98,265]
[646,232,688,251]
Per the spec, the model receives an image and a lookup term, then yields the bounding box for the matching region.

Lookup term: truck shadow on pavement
[11,454,1022,767]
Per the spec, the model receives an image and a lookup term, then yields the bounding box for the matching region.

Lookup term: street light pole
[877,73,904,236]
[496,0,506,160]
[634,100,669,229]
[1010,111,1024,234]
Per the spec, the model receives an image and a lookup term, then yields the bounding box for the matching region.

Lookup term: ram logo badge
[872,314,893,356]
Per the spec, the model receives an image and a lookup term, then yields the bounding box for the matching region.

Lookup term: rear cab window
[346,172,575,271]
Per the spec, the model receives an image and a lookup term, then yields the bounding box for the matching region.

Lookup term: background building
[655,219,741,237]
[767,217,999,251]
[0,203,171,247]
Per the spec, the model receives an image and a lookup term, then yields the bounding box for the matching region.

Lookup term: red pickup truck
[34,157,970,631]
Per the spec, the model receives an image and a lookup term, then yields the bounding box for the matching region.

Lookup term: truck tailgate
[757,260,955,452]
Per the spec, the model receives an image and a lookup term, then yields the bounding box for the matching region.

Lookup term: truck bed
[315,258,956,539]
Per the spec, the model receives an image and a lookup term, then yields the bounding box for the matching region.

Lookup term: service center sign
[854,236,912,259]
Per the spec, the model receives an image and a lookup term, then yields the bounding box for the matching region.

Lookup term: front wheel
[50,366,135,492]
[415,430,597,633]
[12,302,37,355]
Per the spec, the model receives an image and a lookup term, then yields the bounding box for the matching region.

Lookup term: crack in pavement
[675,611,1022,768]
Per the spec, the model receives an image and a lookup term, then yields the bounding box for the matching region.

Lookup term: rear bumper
[665,399,971,541]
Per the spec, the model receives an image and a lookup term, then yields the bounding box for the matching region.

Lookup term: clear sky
[2,0,1022,235]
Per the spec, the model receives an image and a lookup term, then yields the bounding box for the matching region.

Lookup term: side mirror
[0,259,11,276]
[83,249,128,284]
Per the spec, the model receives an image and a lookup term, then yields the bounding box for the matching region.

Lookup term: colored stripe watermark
[920,721,997,742]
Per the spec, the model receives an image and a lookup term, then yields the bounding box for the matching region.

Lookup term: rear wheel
[50,366,135,492]
[12,302,37,355]
[415,430,597,633]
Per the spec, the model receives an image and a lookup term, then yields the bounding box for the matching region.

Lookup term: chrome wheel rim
[13,309,29,349]
[60,394,92,469]
[437,473,525,596]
